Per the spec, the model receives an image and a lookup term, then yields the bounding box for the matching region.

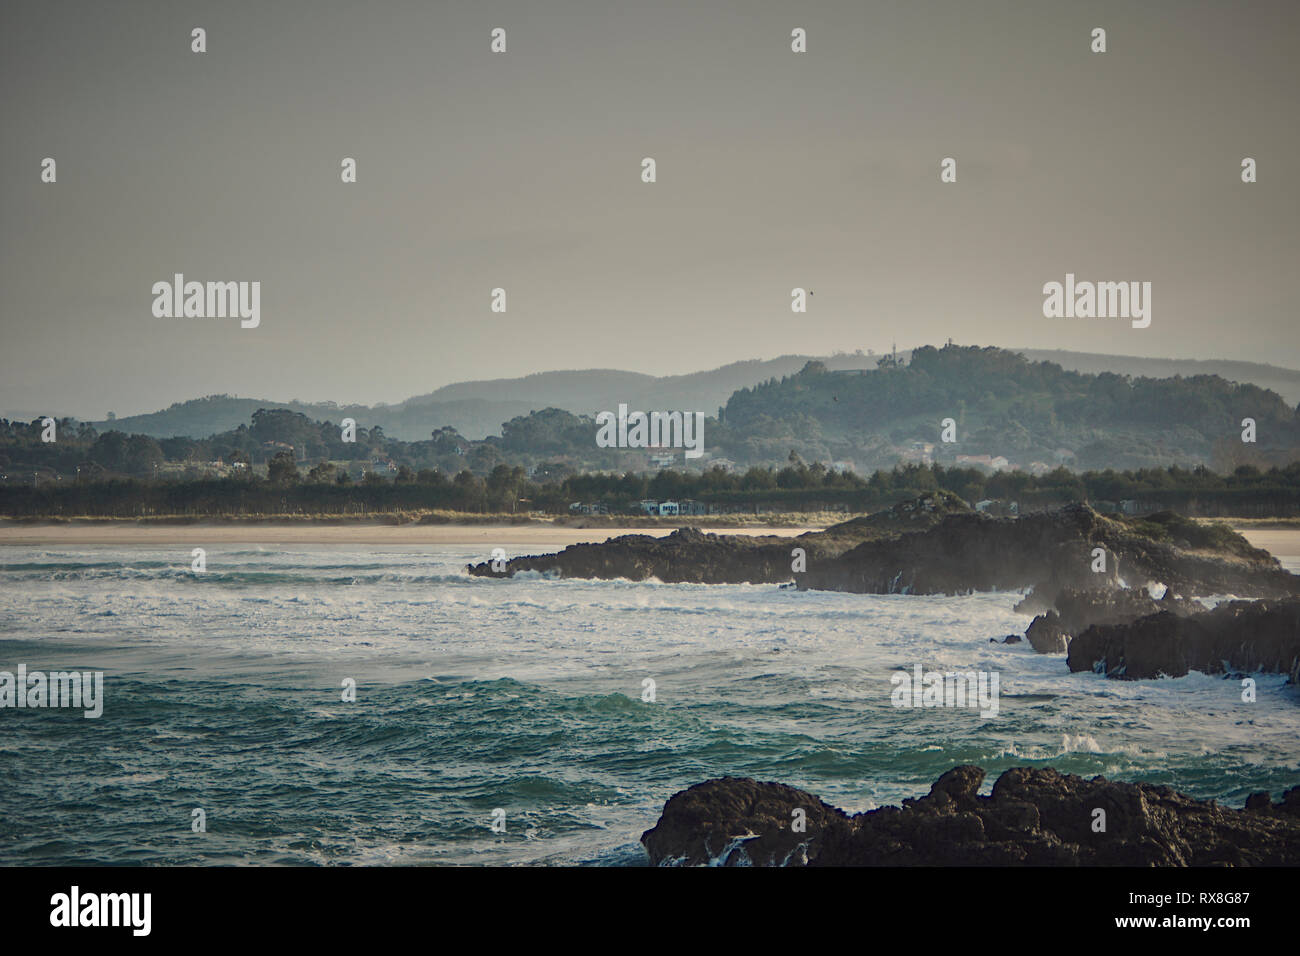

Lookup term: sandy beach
[0,521,817,547]
[1237,529,1300,562]
[1,521,1297,558]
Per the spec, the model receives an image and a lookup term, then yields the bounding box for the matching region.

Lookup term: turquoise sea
[2,544,1298,865]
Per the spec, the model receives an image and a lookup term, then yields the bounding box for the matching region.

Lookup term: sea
[2,541,1298,865]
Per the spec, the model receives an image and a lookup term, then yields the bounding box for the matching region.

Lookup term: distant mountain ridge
[46,348,1300,442]
[401,355,878,418]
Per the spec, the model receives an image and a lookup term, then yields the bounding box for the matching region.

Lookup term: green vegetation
[10,346,1298,481]
[711,345,1300,470]
[4,457,1300,519]
[1118,511,1270,560]
[0,405,634,484]
[82,349,1300,443]
[6,344,1300,518]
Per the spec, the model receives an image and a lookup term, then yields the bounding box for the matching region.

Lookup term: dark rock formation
[1019,585,1206,654]
[470,501,1299,603]
[1245,786,1300,818]
[641,766,1300,866]
[468,492,971,586]
[1067,598,1300,681]
[639,776,850,866]
[469,526,794,585]
[798,505,1293,598]
[1024,611,1071,653]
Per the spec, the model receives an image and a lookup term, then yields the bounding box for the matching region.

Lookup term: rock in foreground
[641,766,1300,866]
[639,776,850,866]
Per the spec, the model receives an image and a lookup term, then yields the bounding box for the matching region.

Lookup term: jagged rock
[1283,787,1300,817]
[468,493,970,585]
[1067,598,1300,681]
[799,505,1293,598]
[641,766,1300,866]
[1249,786,1300,817]
[469,526,803,585]
[470,502,1299,602]
[1025,612,1071,653]
[638,776,850,866]
[1246,792,1273,812]
[1053,586,1202,633]
[1018,586,1206,654]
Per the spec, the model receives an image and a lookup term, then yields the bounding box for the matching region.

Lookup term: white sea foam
[3,542,1298,865]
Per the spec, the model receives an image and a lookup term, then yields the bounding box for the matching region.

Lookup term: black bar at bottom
[0,865,1285,942]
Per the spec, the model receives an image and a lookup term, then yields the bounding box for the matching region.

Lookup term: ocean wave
[3,543,1299,866]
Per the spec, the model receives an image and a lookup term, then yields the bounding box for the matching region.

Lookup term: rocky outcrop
[1067,598,1300,681]
[1245,787,1300,817]
[1024,612,1072,653]
[467,492,970,586]
[469,526,796,585]
[641,766,1300,866]
[638,776,850,866]
[797,505,1294,598]
[1018,585,1207,654]
[470,501,1299,602]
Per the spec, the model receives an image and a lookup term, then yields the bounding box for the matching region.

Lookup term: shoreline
[0,518,816,546]
[0,516,1293,551]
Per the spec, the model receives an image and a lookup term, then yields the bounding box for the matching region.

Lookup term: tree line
[8,346,1299,485]
[4,459,1300,519]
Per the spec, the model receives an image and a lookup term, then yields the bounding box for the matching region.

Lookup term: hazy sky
[2,0,1297,419]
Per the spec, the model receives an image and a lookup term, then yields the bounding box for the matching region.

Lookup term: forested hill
[1015,350,1300,406]
[73,347,1300,445]
[710,345,1300,471]
[5,347,1299,480]
[86,395,542,446]
[83,355,869,442]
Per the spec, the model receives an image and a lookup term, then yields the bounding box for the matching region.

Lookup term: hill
[711,345,1300,471]
[70,348,1300,450]
[1015,350,1300,407]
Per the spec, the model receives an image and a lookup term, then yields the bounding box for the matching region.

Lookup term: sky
[2,0,1297,419]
